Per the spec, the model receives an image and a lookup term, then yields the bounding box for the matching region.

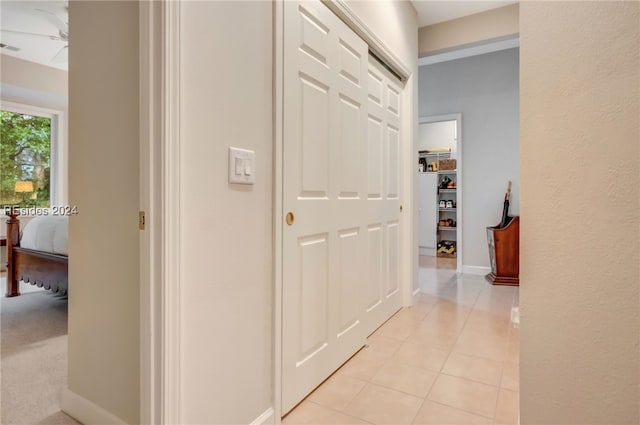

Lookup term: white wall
[1,54,67,104]
[418,121,456,155]
[345,0,418,73]
[418,48,519,269]
[177,1,417,423]
[67,1,139,423]
[520,2,639,424]
[178,2,273,423]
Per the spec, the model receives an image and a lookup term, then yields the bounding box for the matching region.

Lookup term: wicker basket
[439,158,457,170]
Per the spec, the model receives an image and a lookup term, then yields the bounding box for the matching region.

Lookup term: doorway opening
[417,114,462,281]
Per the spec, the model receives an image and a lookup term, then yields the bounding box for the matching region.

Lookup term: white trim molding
[161,0,183,423]
[418,113,463,274]
[511,307,520,325]
[139,1,182,423]
[0,100,66,206]
[139,1,162,424]
[419,36,519,67]
[62,389,128,425]
[250,407,275,425]
[404,73,418,307]
[462,265,491,276]
[273,1,285,423]
[419,247,436,256]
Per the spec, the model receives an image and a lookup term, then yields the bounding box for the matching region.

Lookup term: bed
[5,210,68,297]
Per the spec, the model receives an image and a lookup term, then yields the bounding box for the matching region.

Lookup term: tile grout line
[423,399,497,422]
[332,336,406,422]
[422,274,500,422]
[438,371,502,389]
[419,272,517,423]
[304,400,375,424]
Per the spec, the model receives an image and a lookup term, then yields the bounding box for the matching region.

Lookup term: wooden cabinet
[486,216,520,286]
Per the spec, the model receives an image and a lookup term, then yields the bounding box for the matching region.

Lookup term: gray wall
[419,48,520,269]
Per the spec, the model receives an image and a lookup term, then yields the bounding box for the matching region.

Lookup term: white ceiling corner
[0,0,69,71]
[0,1,519,72]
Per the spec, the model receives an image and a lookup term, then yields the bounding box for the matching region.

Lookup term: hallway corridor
[284,260,519,424]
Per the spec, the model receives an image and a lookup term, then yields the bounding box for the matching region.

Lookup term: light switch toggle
[228,147,256,185]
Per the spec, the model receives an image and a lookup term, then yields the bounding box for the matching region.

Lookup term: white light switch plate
[228,147,256,185]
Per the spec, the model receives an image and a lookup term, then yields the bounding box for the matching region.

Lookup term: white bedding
[20,216,68,256]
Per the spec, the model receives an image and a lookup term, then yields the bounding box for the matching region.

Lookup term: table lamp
[14,181,34,204]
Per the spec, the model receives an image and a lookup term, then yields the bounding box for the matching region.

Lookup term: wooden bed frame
[5,210,68,297]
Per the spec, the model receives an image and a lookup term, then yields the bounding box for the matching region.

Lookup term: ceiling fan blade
[35,8,68,33]
[52,45,68,63]
[1,29,63,41]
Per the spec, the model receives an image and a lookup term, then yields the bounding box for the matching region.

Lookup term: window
[1,104,61,209]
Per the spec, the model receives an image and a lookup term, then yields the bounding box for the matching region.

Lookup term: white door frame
[140,1,182,423]
[274,0,416,421]
[418,113,463,273]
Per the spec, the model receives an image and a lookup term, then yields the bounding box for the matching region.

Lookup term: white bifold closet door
[282,0,403,413]
[361,55,403,337]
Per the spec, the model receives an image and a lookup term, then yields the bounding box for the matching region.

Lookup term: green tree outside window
[0,110,51,208]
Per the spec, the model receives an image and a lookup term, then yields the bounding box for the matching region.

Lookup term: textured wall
[520,2,639,424]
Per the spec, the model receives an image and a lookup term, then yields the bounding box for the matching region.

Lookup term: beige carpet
[1,277,80,425]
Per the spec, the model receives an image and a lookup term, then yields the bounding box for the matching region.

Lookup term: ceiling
[0,1,68,71]
[412,0,517,27]
[0,1,514,72]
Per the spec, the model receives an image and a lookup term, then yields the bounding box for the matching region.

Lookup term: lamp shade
[14,181,34,193]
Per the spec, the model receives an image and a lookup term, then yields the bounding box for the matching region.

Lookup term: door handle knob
[286,212,295,226]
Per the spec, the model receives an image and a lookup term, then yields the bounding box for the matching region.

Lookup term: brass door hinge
[139,211,146,230]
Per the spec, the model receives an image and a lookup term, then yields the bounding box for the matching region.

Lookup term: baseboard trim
[511,307,520,325]
[62,389,128,425]
[419,247,436,256]
[462,265,491,276]
[250,407,275,425]
[411,287,421,304]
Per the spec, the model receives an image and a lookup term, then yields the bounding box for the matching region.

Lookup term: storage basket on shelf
[438,158,456,170]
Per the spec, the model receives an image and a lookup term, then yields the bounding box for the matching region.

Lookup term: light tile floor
[283,258,519,425]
